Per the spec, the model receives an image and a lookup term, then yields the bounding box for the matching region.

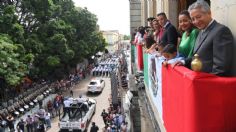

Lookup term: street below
[48,76,111,132]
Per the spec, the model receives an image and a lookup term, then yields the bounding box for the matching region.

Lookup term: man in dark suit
[174,0,234,76]
[156,12,178,46]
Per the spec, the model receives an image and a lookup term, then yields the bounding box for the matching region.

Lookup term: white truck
[59,98,96,132]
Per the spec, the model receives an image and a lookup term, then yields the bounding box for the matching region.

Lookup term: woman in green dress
[178,10,199,58]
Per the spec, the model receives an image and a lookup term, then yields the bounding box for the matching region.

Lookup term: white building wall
[156,0,165,13]
[153,0,157,17]
[211,0,236,75]
[168,0,178,27]
[147,0,154,17]
[141,0,148,26]
[130,0,142,35]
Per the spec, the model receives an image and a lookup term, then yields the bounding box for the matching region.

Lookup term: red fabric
[162,66,236,132]
[137,44,143,70]
[158,28,164,42]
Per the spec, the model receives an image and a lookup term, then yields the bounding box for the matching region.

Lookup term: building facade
[129,0,142,37]
[102,30,120,45]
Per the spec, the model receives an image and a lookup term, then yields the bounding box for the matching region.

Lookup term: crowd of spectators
[100,105,127,132]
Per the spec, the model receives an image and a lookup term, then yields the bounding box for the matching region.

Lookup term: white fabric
[156,55,184,121]
[63,100,71,107]
[45,113,50,120]
[76,97,87,103]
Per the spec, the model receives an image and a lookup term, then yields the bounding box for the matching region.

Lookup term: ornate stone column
[165,0,178,27]
[147,0,154,18]
[152,0,157,17]
[141,0,148,26]
[129,0,142,35]
[156,0,164,14]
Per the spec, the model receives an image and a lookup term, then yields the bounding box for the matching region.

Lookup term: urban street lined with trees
[0,0,107,98]
[0,1,110,131]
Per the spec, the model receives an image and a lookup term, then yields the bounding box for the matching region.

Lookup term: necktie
[199,30,204,41]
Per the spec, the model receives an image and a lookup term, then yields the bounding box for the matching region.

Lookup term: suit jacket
[160,22,178,46]
[186,20,234,76]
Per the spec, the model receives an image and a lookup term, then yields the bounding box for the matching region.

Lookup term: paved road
[48,76,111,132]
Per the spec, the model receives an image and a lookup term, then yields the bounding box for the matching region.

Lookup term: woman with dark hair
[145,19,163,54]
[152,19,162,43]
[178,10,199,58]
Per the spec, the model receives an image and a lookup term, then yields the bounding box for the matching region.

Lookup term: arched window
[178,0,211,15]
[187,0,210,7]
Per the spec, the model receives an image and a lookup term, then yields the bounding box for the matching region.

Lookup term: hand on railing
[171,61,184,68]
[162,61,168,67]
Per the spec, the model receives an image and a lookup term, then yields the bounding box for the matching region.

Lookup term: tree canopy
[0,0,107,86]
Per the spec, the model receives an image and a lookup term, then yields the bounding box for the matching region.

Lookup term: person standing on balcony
[145,19,161,54]
[157,12,179,46]
[146,17,155,36]
[136,26,145,71]
[178,10,199,58]
[174,0,234,76]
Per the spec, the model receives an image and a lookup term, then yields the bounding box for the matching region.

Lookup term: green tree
[0,0,107,81]
[0,34,33,86]
[0,5,25,44]
[124,35,131,40]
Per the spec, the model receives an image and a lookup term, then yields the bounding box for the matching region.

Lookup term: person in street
[70,90,73,97]
[45,112,51,128]
[47,100,54,117]
[114,114,120,129]
[110,122,117,132]
[37,97,43,109]
[37,120,45,132]
[101,109,108,125]
[32,113,39,132]
[90,122,99,132]
[17,118,25,132]
[120,121,128,132]
[38,108,46,122]
[69,73,74,86]
[62,98,72,118]
[6,114,15,132]
[53,98,60,116]
[26,115,33,132]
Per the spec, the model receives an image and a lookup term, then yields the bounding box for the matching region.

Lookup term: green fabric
[131,44,135,63]
[131,44,137,73]
[179,28,199,58]
[143,53,149,87]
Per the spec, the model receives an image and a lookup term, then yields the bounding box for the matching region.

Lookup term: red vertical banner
[136,44,143,71]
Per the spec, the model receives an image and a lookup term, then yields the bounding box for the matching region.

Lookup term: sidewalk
[8,94,57,132]
[126,74,159,132]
